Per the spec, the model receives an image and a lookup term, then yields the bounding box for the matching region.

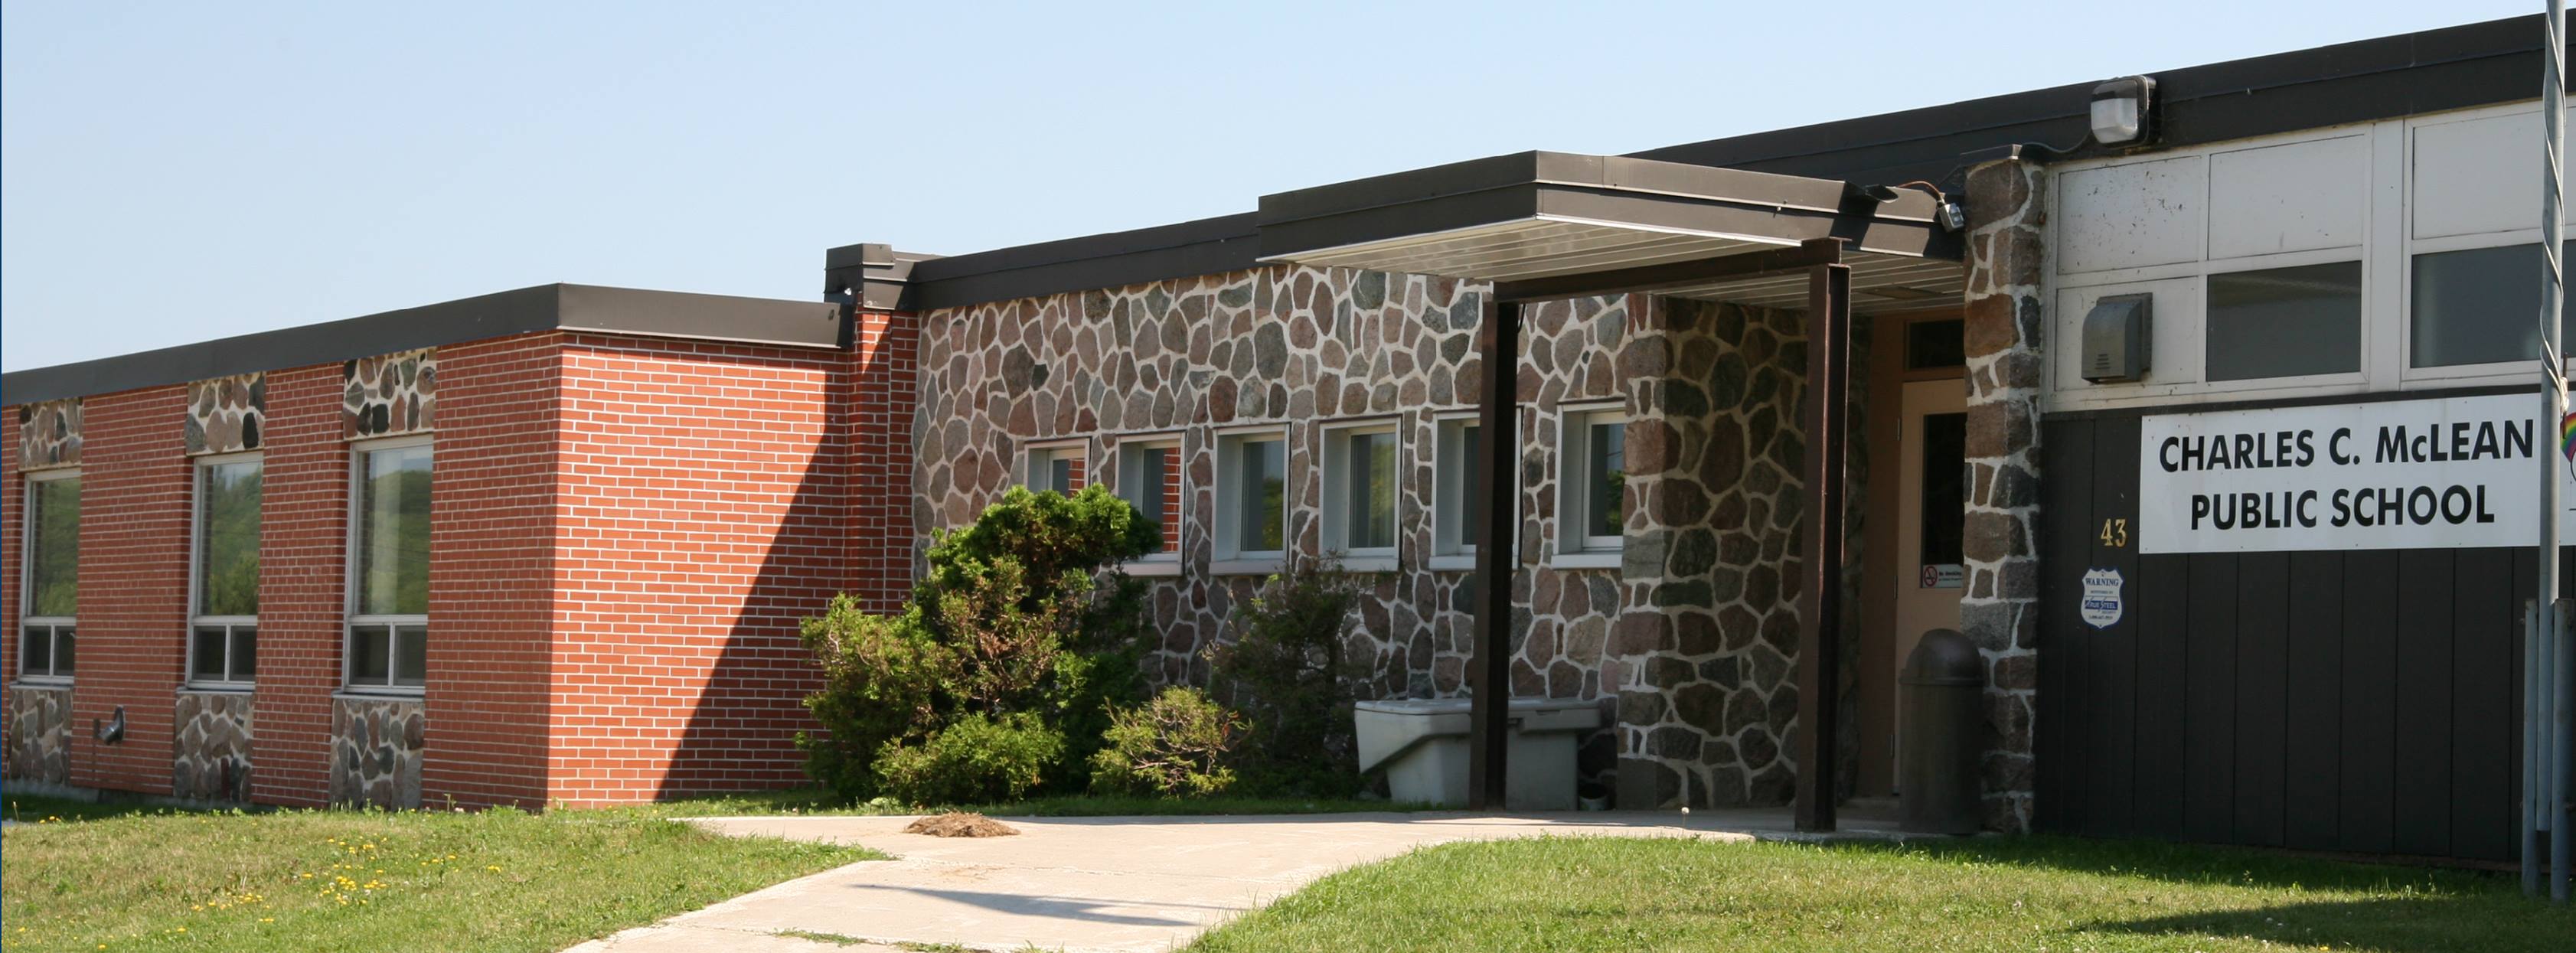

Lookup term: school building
[6,13,2570,863]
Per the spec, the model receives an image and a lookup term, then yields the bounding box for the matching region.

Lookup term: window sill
[1425,554,1477,573]
[1329,556,1399,573]
[1210,559,1285,576]
[1119,560,1184,578]
[1549,550,1624,570]
[178,684,255,695]
[10,678,72,690]
[332,688,426,702]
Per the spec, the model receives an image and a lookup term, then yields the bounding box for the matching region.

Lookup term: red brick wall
[420,335,562,809]
[63,387,191,795]
[2,410,19,775]
[251,364,352,806]
[847,309,917,612]
[546,332,849,802]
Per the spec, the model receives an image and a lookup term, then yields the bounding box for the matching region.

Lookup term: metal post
[2548,0,2572,903]
[2555,599,2571,900]
[1467,296,1521,811]
[2528,599,2545,895]
[1794,244,1851,833]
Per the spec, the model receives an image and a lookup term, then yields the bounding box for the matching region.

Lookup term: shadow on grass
[3,793,228,824]
[2088,896,2574,953]
[1813,834,2506,894]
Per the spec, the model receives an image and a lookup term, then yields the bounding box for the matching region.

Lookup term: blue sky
[0,1,2542,371]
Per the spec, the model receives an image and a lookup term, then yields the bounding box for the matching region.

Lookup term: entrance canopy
[1255,151,1964,832]
[1254,151,1963,311]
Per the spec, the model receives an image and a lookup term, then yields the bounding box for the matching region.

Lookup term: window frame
[2198,256,2369,385]
[1112,435,1184,575]
[18,467,80,684]
[1210,426,1289,574]
[1556,403,1629,567]
[1317,417,1401,571]
[187,452,262,690]
[343,435,432,694]
[1430,410,1520,572]
[1021,439,1087,496]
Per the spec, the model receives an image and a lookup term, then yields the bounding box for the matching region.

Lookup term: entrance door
[1888,377,1967,787]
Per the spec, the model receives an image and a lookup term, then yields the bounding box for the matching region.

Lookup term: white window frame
[1022,439,1087,496]
[2395,103,2571,387]
[1112,435,1183,576]
[1429,410,1520,573]
[18,468,79,684]
[1556,403,1628,569]
[344,435,431,694]
[1318,418,1401,573]
[1211,426,1289,575]
[187,452,261,690]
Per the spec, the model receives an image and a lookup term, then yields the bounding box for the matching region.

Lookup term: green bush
[1090,687,1249,798]
[798,485,1157,801]
[874,712,1067,805]
[1209,561,1372,797]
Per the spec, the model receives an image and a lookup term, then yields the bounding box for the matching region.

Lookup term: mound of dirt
[903,812,1019,837]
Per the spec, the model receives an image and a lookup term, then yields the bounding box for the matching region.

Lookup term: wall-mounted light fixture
[2090,76,2156,146]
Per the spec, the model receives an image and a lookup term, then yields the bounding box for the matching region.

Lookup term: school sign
[2138,393,2575,553]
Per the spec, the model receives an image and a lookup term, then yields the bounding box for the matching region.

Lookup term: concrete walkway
[566,808,1905,953]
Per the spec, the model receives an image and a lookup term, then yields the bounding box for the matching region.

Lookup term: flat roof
[1,283,844,406]
[858,13,2566,312]
[1257,151,1961,313]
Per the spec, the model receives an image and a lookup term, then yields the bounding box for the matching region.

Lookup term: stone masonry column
[1960,158,2045,832]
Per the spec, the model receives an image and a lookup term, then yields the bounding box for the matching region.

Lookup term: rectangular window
[1321,421,1399,560]
[1115,438,1181,560]
[19,471,78,680]
[1559,406,1628,553]
[2204,261,2363,381]
[348,439,430,690]
[190,455,261,686]
[1904,318,1967,370]
[1214,430,1286,564]
[2410,241,2576,369]
[1025,443,1086,495]
[1918,413,1967,568]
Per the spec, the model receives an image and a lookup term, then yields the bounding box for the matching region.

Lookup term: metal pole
[1794,243,1850,833]
[2528,599,2545,895]
[2546,0,2571,903]
[2554,599,2571,901]
[1466,296,1520,811]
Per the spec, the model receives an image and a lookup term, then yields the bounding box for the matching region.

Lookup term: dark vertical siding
[2282,550,2343,850]
[2035,407,2535,862]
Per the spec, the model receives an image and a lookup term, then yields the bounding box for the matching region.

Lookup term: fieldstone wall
[1612,299,1869,808]
[173,691,253,801]
[1961,158,2048,832]
[17,398,81,471]
[5,684,71,785]
[344,348,436,439]
[184,373,266,455]
[331,697,423,808]
[914,265,1850,806]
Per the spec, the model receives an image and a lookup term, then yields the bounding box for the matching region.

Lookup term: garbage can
[1899,628,1985,834]
[1353,697,1601,810]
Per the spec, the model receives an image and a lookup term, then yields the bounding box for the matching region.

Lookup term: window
[1918,413,1967,570]
[1213,429,1286,568]
[1904,318,1966,370]
[189,455,261,687]
[18,470,78,680]
[1114,437,1181,563]
[2205,261,2364,380]
[348,439,429,690]
[1321,420,1398,565]
[1024,443,1086,495]
[1559,406,1628,557]
[2410,241,2576,369]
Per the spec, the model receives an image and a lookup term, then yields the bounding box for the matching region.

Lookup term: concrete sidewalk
[565,808,1905,953]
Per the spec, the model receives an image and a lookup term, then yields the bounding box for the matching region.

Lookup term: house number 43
[2098,518,2129,548]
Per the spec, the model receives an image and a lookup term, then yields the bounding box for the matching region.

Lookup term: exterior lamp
[2090,76,2156,146]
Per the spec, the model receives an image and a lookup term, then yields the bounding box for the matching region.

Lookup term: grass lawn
[0,795,877,953]
[1188,834,2576,953]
